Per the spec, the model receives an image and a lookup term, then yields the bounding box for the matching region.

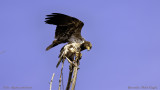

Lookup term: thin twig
[59,60,65,90]
[50,73,55,90]
[62,73,64,90]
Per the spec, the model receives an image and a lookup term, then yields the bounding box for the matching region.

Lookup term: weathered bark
[71,52,81,90]
[66,65,73,90]
[59,60,65,90]
[71,64,78,90]
[49,73,55,90]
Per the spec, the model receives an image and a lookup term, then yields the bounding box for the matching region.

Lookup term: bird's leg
[75,52,82,66]
[76,52,82,60]
[65,56,76,67]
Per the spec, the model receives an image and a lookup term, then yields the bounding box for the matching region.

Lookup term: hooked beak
[86,46,91,51]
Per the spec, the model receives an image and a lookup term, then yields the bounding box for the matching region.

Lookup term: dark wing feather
[45,13,84,41]
[45,13,74,25]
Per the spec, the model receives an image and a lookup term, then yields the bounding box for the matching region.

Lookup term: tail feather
[46,40,61,51]
[56,57,64,68]
[46,44,54,51]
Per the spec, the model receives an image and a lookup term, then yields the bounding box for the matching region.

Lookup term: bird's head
[81,41,92,51]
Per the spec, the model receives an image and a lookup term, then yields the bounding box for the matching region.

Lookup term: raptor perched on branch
[45,13,92,67]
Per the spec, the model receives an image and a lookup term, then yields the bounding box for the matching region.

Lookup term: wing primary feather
[45,13,83,26]
[45,13,84,44]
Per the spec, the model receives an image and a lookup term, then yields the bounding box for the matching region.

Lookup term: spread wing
[45,13,84,42]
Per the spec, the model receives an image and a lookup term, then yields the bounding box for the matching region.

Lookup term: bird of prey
[45,13,92,67]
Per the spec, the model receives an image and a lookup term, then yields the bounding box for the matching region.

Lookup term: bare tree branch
[71,52,81,90]
[49,73,55,90]
[71,60,79,90]
[59,60,65,90]
[66,64,73,90]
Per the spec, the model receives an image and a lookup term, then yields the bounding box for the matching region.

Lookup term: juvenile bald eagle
[45,13,92,67]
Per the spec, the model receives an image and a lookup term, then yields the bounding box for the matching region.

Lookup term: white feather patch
[62,42,81,57]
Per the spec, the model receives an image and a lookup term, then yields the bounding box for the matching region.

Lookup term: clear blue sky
[0,0,160,90]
